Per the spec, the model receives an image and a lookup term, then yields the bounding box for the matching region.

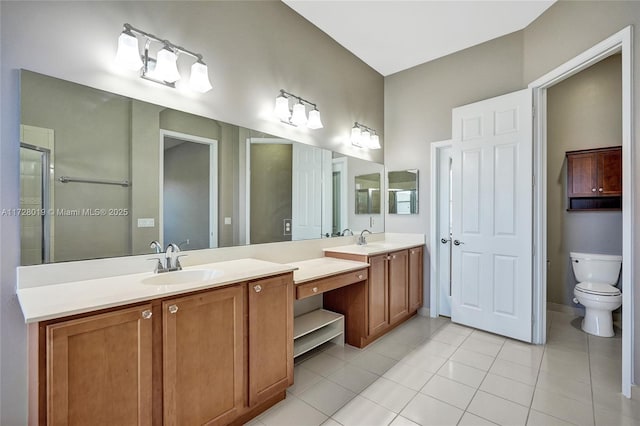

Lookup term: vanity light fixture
[273,89,323,129]
[115,23,213,93]
[350,122,381,149]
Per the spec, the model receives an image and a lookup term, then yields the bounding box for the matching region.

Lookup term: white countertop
[17,259,297,323]
[287,258,370,284]
[322,240,424,256]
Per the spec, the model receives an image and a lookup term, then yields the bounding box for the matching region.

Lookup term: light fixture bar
[278,89,318,110]
[123,23,202,61]
[274,89,323,129]
[351,122,381,149]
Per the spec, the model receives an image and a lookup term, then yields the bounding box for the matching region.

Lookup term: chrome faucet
[148,241,186,273]
[164,243,184,271]
[357,229,372,245]
[341,228,353,236]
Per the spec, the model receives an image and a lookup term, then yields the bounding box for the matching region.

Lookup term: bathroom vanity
[18,234,426,426]
[21,260,296,426]
[322,243,424,348]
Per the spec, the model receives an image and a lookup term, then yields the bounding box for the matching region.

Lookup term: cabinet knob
[357,274,364,280]
[592,188,596,192]
[254,284,262,293]
[141,309,152,320]
[392,255,397,259]
[410,250,415,254]
[168,305,178,314]
[599,188,603,192]
[312,287,318,293]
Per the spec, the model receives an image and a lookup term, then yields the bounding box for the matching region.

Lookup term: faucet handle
[147,257,164,273]
[175,254,188,270]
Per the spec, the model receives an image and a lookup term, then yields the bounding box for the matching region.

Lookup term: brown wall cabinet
[30,273,294,426]
[566,146,622,210]
[324,245,424,348]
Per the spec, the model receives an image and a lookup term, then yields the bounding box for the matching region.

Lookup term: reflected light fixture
[273,89,323,129]
[115,23,213,93]
[350,122,381,149]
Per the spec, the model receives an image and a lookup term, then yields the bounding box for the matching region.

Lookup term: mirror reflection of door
[331,157,348,236]
[20,145,50,265]
[161,131,218,250]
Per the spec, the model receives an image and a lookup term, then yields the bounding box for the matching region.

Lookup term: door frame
[159,129,219,248]
[429,140,452,318]
[528,26,634,397]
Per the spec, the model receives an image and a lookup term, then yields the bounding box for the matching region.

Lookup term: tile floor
[247,311,637,426]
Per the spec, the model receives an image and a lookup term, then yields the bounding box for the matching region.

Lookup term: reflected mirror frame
[387,169,418,215]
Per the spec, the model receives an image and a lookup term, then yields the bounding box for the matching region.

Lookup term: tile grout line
[454,328,504,426]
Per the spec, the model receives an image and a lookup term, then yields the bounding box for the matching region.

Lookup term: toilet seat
[575,282,621,296]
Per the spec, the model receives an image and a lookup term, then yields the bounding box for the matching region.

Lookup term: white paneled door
[451,89,533,342]
[292,143,331,240]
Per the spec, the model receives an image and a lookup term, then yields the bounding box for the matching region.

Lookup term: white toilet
[571,252,622,337]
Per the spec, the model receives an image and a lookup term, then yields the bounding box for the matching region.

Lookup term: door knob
[453,240,464,246]
[441,238,450,244]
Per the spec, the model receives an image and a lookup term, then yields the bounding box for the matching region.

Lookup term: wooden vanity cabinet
[324,245,423,347]
[162,285,245,426]
[247,274,294,408]
[388,250,409,325]
[367,254,389,335]
[29,273,294,426]
[408,246,424,313]
[39,304,153,426]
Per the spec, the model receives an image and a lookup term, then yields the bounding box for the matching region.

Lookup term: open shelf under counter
[293,309,344,358]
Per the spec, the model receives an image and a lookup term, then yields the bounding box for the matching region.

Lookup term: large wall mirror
[388,169,418,214]
[19,70,384,265]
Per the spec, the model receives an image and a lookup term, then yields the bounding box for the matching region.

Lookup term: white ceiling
[283,0,555,76]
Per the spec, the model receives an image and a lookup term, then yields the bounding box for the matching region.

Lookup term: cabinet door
[388,250,409,325]
[248,274,293,407]
[408,246,424,313]
[163,285,245,426]
[368,254,389,335]
[46,305,153,426]
[598,148,622,196]
[567,152,597,197]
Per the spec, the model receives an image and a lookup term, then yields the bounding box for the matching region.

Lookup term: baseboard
[418,307,430,317]
[547,302,584,316]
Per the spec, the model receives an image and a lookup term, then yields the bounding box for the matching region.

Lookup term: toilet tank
[570,252,622,284]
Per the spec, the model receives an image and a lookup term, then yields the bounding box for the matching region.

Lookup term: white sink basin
[142,269,223,286]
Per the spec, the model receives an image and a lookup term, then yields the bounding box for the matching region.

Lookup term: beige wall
[1,3,384,421]
[547,54,622,306]
[384,31,525,305]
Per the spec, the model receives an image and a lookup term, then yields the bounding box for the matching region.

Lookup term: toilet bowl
[570,252,622,337]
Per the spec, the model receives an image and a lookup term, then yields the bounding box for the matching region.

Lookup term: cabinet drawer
[296,269,368,299]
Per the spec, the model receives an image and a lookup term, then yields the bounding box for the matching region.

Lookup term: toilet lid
[575,282,621,296]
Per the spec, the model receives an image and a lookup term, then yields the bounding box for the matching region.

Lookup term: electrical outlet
[283,219,292,235]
